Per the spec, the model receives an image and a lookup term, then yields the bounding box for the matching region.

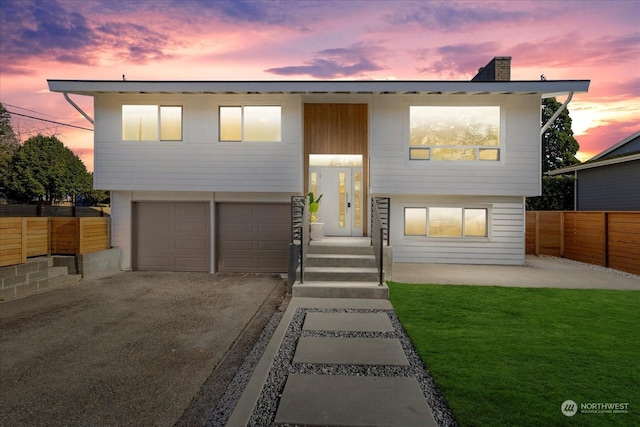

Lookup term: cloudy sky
[1,0,638,171]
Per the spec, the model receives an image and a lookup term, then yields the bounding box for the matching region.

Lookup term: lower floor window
[404,207,487,237]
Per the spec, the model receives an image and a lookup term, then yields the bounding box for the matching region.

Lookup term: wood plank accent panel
[304,103,368,234]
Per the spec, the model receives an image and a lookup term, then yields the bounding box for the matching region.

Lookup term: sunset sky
[1,0,638,171]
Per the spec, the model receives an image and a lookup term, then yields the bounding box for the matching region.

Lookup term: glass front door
[309,166,363,236]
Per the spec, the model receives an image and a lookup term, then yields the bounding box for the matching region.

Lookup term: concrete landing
[275,374,435,427]
[292,281,389,299]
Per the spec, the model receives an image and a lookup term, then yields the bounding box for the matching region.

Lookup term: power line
[3,102,60,119]
[3,102,90,125]
[7,111,94,132]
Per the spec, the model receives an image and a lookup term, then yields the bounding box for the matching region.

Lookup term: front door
[310,166,363,236]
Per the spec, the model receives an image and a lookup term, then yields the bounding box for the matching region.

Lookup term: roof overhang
[547,153,640,175]
[47,79,590,97]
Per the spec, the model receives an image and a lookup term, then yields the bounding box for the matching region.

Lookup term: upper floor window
[122,105,182,141]
[219,106,281,142]
[409,106,500,161]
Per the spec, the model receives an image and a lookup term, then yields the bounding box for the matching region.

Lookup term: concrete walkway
[393,255,640,290]
[225,297,442,426]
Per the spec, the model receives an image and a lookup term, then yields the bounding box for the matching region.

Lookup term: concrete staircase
[293,237,388,299]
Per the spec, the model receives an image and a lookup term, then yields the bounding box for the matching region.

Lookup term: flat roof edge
[48,79,590,95]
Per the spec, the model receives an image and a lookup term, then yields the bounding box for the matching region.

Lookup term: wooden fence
[526,211,640,275]
[0,217,111,267]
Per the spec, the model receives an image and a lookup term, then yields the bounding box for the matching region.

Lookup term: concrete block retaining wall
[1,258,58,300]
[0,248,121,301]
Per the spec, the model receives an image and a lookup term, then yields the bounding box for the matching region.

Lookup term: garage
[217,203,290,273]
[133,202,210,272]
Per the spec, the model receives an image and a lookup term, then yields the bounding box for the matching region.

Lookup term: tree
[5,134,92,204]
[0,102,20,198]
[526,98,580,210]
[540,98,580,173]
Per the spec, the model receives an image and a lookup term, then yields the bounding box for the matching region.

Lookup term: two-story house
[48,57,589,274]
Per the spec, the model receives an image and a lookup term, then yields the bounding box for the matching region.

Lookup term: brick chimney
[471,57,511,81]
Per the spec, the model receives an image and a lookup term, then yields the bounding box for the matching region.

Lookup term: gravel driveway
[0,271,287,426]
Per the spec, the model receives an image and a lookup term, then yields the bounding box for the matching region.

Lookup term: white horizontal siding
[389,196,525,265]
[111,190,132,271]
[370,94,541,197]
[94,94,302,193]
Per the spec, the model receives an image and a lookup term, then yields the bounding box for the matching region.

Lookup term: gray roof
[548,130,640,175]
[48,79,589,98]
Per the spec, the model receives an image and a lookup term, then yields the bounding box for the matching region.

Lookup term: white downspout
[540,92,573,136]
[63,92,94,125]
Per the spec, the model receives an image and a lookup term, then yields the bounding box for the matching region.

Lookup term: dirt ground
[0,271,287,426]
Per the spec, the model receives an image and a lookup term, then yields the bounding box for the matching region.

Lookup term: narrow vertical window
[338,172,346,227]
[220,107,242,141]
[310,172,318,199]
[160,106,182,140]
[354,172,361,228]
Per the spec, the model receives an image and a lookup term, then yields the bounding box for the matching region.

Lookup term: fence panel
[0,218,25,267]
[525,212,536,254]
[26,218,50,258]
[608,213,640,275]
[79,218,110,254]
[563,212,606,266]
[50,218,79,255]
[539,212,563,256]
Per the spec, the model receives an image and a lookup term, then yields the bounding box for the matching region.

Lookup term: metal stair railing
[288,195,308,291]
[371,197,390,286]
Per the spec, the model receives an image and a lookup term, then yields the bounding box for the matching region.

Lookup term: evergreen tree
[541,98,580,173]
[526,98,580,210]
[0,103,20,198]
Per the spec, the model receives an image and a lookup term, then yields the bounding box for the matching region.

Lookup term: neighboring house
[48,58,589,273]
[548,131,640,210]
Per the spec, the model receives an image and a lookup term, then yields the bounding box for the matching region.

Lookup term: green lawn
[388,283,640,426]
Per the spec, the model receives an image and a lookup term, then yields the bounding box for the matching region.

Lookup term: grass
[388,283,640,427]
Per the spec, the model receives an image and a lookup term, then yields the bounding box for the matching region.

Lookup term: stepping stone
[275,374,437,427]
[303,312,394,332]
[294,337,409,366]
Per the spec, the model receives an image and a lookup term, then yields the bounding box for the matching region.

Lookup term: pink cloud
[576,121,640,160]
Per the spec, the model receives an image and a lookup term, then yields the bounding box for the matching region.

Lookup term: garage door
[217,203,290,273]
[134,202,210,272]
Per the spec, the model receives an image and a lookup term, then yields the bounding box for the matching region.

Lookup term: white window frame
[122,105,183,142]
[403,206,490,239]
[408,105,503,162]
[219,105,282,142]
